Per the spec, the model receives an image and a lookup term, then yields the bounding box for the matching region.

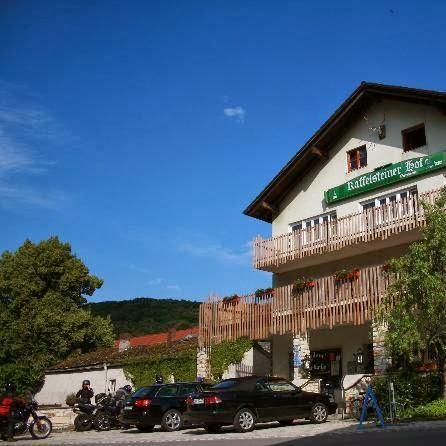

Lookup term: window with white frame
[289,212,337,243]
[361,187,418,223]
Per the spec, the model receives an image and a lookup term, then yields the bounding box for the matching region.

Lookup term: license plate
[193,398,204,404]
[124,406,133,410]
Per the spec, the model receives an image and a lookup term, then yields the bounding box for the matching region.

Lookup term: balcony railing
[199,264,392,346]
[253,187,440,270]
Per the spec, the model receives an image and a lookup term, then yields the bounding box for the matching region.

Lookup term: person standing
[0,382,25,442]
[76,380,94,404]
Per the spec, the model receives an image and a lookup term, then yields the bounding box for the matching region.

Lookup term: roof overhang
[244,82,446,223]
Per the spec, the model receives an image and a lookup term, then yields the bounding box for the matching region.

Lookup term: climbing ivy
[122,341,197,388]
[121,337,253,387]
[209,337,253,380]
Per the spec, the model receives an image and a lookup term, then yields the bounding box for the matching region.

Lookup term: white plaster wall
[272,99,446,236]
[221,346,271,379]
[36,367,132,406]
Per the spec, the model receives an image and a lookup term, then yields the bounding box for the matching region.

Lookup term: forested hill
[88,297,200,337]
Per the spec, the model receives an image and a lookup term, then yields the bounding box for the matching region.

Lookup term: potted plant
[292,277,315,296]
[335,268,360,283]
[255,288,265,298]
[65,393,77,407]
[255,288,275,298]
[335,269,349,283]
[222,294,240,305]
[380,263,391,275]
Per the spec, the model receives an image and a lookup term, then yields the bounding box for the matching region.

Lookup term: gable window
[347,146,367,172]
[402,123,426,151]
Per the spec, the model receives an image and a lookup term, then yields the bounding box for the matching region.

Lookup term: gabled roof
[244,82,446,223]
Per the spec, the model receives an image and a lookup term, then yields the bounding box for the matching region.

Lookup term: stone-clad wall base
[38,407,76,430]
[197,348,210,379]
[293,334,310,381]
[372,323,391,375]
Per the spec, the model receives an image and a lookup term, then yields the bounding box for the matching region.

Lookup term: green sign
[324,151,446,204]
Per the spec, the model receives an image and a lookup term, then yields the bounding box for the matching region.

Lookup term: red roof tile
[114,327,199,348]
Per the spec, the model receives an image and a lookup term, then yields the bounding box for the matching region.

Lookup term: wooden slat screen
[199,264,392,346]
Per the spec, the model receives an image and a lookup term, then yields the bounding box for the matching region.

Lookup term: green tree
[379,187,446,398]
[0,237,114,392]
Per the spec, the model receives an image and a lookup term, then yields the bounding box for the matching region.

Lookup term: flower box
[254,288,275,298]
[335,268,360,283]
[222,295,240,306]
[292,277,315,296]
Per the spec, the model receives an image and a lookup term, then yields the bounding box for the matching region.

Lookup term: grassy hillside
[88,297,200,337]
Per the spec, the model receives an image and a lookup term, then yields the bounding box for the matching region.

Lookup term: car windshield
[132,386,157,398]
[211,380,237,390]
[268,381,297,392]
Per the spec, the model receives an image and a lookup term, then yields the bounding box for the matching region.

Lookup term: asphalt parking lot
[9,419,446,446]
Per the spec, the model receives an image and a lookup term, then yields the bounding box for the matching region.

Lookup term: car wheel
[161,409,183,432]
[136,424,154,432]
[233,408,256,433]
[204,423,222,433]
[310,402,328,423]
[279,419,294,426]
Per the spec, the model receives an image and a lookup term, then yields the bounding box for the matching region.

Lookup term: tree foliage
[0,237,114,392]
[379,187,446,398]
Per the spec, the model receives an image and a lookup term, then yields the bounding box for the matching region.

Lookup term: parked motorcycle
[94,394,124,431]
[0,399,52,441]
[73,401,97,431]
[94,392,133,431]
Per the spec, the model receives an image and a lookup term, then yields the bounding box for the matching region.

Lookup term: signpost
[358,385,386,429]
[325,151,446,204]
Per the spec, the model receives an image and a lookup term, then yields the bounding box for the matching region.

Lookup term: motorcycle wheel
[94,414,112,431]
[30,417,52,440]
[74,414,93,431]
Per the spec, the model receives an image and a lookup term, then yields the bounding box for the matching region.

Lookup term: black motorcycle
[0,399,52,441]
[73,401,97,431]
[94,394,128,431]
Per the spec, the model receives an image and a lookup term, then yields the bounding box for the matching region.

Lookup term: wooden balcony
[199,264,392,346]
[253,188,440,271]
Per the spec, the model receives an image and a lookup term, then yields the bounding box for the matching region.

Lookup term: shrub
[65,393,77,407]
[403,400,446,419]
[372,371,442,410]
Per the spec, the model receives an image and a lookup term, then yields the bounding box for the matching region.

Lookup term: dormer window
[347,145,367,172]
[402,123,426,151]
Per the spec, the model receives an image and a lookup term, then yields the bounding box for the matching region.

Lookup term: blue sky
[0,0,445,302]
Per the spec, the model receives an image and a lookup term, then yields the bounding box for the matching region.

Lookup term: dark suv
[119,382,211,432]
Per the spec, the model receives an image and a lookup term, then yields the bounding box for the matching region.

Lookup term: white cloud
[167,284,181,291]
[179,239,251,265]
[0,185,69,209]
[128,264,151,274]
[0,81,69,208]
[147,277,163,286]
[223,106,246,123]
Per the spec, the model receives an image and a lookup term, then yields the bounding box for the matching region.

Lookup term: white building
[199,82,446,407]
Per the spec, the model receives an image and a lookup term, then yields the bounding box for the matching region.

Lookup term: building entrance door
[309,348,342,388]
